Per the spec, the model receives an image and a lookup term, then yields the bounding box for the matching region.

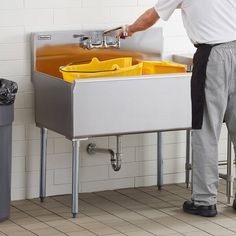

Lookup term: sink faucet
[73,28,121,50]
[74,33,120,50]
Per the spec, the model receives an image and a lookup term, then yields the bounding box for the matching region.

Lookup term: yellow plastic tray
[137,60,187,75]
[60,57,142,83]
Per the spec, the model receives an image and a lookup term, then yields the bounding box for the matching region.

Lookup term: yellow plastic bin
[137,60,187,75]
[60,57,132,73]
[60,57,143,83]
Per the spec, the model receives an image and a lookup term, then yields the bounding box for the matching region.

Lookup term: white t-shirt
[154,0,236,44]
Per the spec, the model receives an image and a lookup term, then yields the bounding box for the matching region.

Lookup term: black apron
[191,43,221,129]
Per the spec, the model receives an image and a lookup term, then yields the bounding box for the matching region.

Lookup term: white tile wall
[24,0,82,9]
[0,1,229,201]
[0,0,24,9]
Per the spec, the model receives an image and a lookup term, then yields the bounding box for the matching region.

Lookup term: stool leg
[40,128,48,202]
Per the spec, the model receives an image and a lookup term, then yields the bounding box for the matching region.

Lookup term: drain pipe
[87,135,122,171]
[112,135,122,171]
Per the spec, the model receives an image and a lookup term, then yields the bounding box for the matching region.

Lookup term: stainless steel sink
[31,28,192,218]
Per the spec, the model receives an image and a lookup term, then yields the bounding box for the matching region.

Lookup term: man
[119,0,236,217]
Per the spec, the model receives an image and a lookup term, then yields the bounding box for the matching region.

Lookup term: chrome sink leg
[185,129,191,188]
[72,139,80,218]
[40,128,48,202]
[157,132,163,190]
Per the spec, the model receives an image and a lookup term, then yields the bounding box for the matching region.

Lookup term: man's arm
[120,7,160,38]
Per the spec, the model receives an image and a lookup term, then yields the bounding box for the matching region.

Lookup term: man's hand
[118,25,134,39]
[118,8,160,39]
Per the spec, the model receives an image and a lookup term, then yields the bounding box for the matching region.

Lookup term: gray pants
[192,41,236,206]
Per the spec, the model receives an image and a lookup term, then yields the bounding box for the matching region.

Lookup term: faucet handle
[103,26,123,36]
[74,31,120,49]
[104,34,120,49]
[76,35,93,49]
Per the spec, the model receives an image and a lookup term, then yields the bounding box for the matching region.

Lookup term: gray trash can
[0,104,14,222]
[0,78,17,222]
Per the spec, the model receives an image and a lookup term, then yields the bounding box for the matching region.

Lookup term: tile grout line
[167,184,236,230]
[80,196,160,236]
[0,228,8,236]
[113,188,214,236]
[30,198,102,236]
[52,194,175,236]
[12,202,68,236]
[137,186,236,235]
[7,182,236,236]
[6,210,39,236]
[51,196,132,236]
[93,190,186,236]
[171,183,235,208]
[137,185,190,205]
[39,186,208,236]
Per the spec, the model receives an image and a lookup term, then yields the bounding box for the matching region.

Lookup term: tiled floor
[1,181,236,236]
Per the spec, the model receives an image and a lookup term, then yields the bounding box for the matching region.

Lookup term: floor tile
[31,227,66,236]
[67,231,96,236]
[6,231,36,236]
[125,230,157,236]
[3,182,236,236]
[23,222,48,230]
[0,224,25,234]
[183,231,213,236]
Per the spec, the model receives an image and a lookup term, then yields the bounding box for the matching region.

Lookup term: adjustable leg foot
[72,213,77,218]
[233,199,236,210]
[40,197,45,203]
